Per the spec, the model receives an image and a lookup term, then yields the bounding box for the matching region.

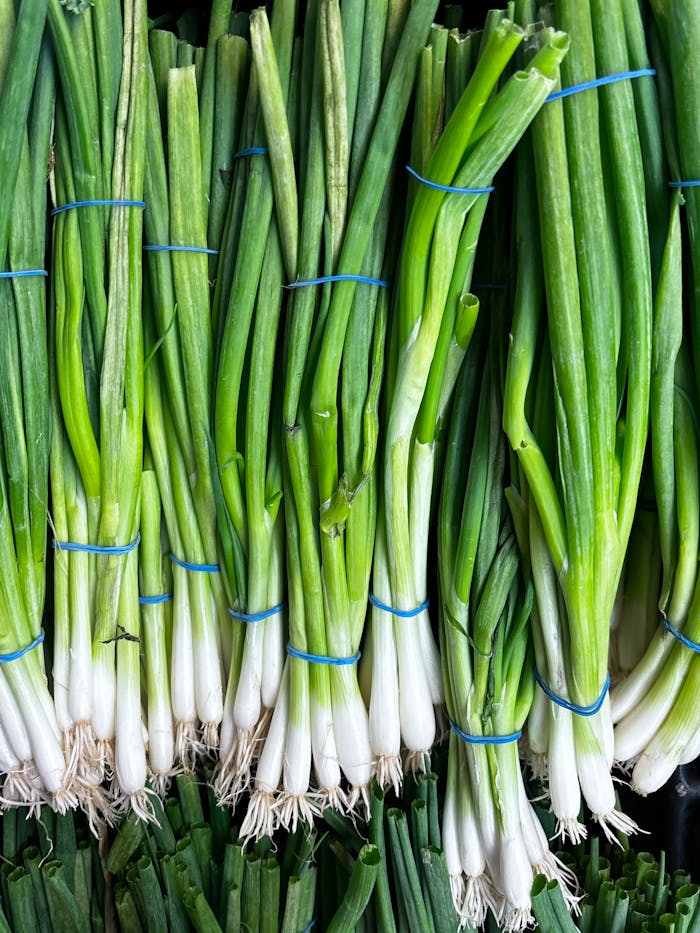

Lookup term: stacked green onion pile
[3,0,700,928]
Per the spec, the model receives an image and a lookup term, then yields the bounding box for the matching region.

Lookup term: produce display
[0,0,698,928]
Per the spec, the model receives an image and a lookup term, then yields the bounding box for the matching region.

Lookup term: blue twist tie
[669,180,700,189]
[228,602,285,623]
[0,269,48,279]
[169,553,220,573]
[51,199,146,215]
[233,146,269,158]
[534,669,610,716]
[286,642,361,666]
[449,719,521,746]
[139,593,173,606]
[546,68,655,102]
[406,165,494,195]
[369,593,429,618]
[662,615,700,653]
[53,533,140,556]
[286,274,390,289]
[0,629,45,664]
[144,244,219,255]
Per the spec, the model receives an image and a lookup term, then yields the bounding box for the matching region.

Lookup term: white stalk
[493,745,534,924]
[526,608,549,763]
[574,713,637,841]
[611,628,676,721]
[5,658,67,798]
[331,667,372,792]
[418,610,443,705]
[233,614,265,735]
[0,669,34,764]
[456,745,490,929]
[632,740,682,796]
[262,613,285,709]
[141,602,174,781]
[114,552,148,805]
[384,307,447,758]
[0,717,20,775]
[518,779,580,911]
[410,440,443,705]
[190,573,222,744]
[262,525,285,709]
[632,666,700,794]
[529,507,584,833]
[443,745,462,879]
[456,746,486,880]
[526,687,549,766]
[68,564,94,727]
[310,687,341,793]
[275,667,321,832]
[614,650,686,762]
[219,664,237,767]
[232,517,283,740]
[464,742,498,879]
[601,695,615,767]
[91,652,116,744]
[547,709,584,840]
[240,665,291,841]
[170,564,196,743]
[396,615,436,756]
[276,659,317,833]
[253,662,285,792]
[518,780,550,868]
[368,531,401,785]
[51,541,73,735]
[65,493,93,727]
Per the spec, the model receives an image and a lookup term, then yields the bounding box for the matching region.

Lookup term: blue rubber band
[0,269,48,279]
[286,274,390,289]
[662,616,700,653]
[472,283,506,291]
[233,146,269,158]
[369,593,429,618]
[228,602,285,623]
[286,642,361,666]
[301,922,316,933]
[406,165,494,195]
[139,593,173,606]
[144,244,219,255]
[449,719,521,746]
[0,629,45,664]
[169,553,220,573]
[546,68,655,103]
[669,180,700,189]
[51,199,146,215]
[53,533,141,556]
[534,669,610,716]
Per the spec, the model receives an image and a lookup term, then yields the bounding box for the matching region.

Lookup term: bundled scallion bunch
[367,11,569,795]
[0,0,59,809]
[504,0,657,841]
[611,0,700,798]
[49,0,149,817]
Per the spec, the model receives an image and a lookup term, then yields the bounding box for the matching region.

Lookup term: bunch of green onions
[0,0,61,810]
[49,0,149,816]
[367,14,567,792]
[440,327,577,931]
[612,0,700,796]
[240,0,440,836]
[210,0,291,806]
[504,0,656,840]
